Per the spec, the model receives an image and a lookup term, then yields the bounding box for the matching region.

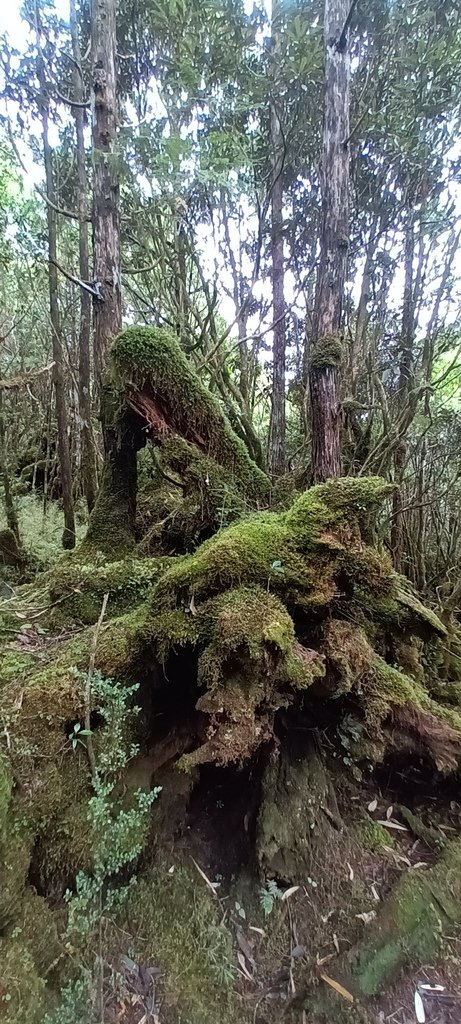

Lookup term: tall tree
[70,0,97,512]
[308,0,351,482]
[91,0,121,390]
[268,0,286,477]
[38,60,76,549]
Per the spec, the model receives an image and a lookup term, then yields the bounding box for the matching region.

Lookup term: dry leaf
[333,933,340,954]
[413,861,428,870]
[367,799,378,812]
[237,951,253,981]
[355,910,376,925]
[347,862,354,881]
[190,857,220,897]
[189,594,197,616]
[319,973,354,1003]
[281,885,300,901]
[415,990,426,1023]
[370,883,380,902]
[377,819,408,831]
[386,805,394,820]
[249,926,265,937]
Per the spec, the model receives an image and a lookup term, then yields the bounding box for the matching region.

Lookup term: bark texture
[70,0,97,512]
[308,0,350,483]
[40,71,76,549]
[91,0,122,389]
[268,1,286,478]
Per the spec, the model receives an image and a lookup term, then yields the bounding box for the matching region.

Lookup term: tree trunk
[91,0,122,391]
[391,214,415,572]
[308,0,350,483]
[268,1,286,478]
[40,70,76,550]
[70,0,97,513]
[0,388,20,542]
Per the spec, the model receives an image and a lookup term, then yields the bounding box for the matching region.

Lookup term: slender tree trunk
[91,0,121,391]
[307,0,350,483]
[391,214,415,572]
[0,388,20,542]
[268,1,286,477]
[40,71,76,549]
[70,0,97,513]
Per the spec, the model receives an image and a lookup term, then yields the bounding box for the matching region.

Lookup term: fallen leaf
[412,861,428,870]
[377,819,408,831]
[367,799,378,812]
[237,951,253,981]
[249,926,266,937]
[189,594,197,616]
[370,883,380,902]
[347,862,354,881]
[415,990,426,1023]
[319,973,354,1003]
[190,857,220,898]
[355,911,376,925]
[333,933,340,954]
[386,804,394,820]
[281,885,300,901]
[236,928,255,967]
[419,984,444,992]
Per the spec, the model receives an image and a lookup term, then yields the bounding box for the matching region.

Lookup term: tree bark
[391,214,415,572]
[91,0,122,391]
[70,0,97,513]
[268,0,286,478]
[0,388,20,542]
[40,69,76,549]
[308,0,350,483]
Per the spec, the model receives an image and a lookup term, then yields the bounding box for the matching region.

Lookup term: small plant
[46,667,160,1023]
[259,878,282,916]
[67,721,92,752]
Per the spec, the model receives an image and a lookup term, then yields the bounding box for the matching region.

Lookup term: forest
[0,0,461,1022]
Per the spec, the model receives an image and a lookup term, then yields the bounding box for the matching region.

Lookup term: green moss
[356,817,395,852]
[0,754,12,837]
[123,860,246,1024]
[326,836,461,1001]
[48,555,165,625]
[309,332,343,369]
[0,942,46,1023]
[137,437,250,554]
[112,326,270,502]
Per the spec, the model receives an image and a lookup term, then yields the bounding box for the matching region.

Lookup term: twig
[85,593,109,779]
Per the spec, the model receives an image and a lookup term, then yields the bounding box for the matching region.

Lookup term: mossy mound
[47,554,166,624]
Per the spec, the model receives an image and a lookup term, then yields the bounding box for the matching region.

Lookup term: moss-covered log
[84,327,270,555]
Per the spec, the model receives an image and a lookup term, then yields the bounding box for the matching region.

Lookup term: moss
[7,887,61,976]
[0,816,34,931]
[318,836,461,1003]
[0,942,46,1023]
[137,437,250,554]
[47,554,165,625]
[356,817,395,852]
[112,326,270,502]
[309,332,343,369]
[0,754,12,837]
[123,860,246,1024]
